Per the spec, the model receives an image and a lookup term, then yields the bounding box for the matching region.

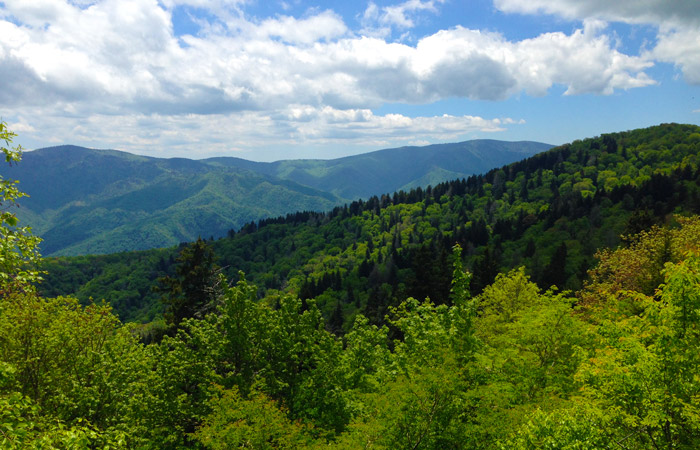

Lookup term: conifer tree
[155,237,220,329]
[542,242,568,289]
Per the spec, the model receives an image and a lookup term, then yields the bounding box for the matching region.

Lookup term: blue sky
[1,0,699,161]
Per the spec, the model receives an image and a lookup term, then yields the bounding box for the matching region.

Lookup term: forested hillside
[0,146,341,256]
[4,122,700,448]
[42,123,700,323]
[2,140,546,256]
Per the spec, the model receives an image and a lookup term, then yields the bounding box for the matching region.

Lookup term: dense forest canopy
[41,123,700,325]
[3,123,700,448]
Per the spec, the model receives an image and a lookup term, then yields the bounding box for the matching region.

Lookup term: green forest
[3,122,700,448]
[0,139,544,257]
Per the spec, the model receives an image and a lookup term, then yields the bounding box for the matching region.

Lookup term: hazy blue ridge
[204,139,552,199]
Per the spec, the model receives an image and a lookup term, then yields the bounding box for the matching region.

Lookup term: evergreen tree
[541,242,568,289]
[524,238,536,258]
[155,237,220,330]
[328,298,344,335]
[470,246,500,296]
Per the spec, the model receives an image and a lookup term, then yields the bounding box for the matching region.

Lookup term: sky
[1,0,699,161]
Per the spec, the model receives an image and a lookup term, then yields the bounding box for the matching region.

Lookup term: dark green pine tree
[155,237,220,330]
[524,238,536,258]
[519,177,529,200]
[623,208,656,238]
[470,246,500,296]
[328,298,344,335]
[541,242,568,289]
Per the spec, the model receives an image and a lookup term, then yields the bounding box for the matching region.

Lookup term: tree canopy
[3,124,700,448]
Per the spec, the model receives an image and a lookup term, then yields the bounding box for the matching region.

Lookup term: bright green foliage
[467,269,592,444]
[477,267,541,335]
[387,245,477,371]
[0,295,145,433]
[578,255,700,449]
[0,122,42,295]
[211,273,265,394]
[254,293,347,434]
[138,322,220,448]
[340,358,474,450]
[195,386,312,449]
[0,386,127,450]
[476,268,590,396]
[450,244,478,359]
[0,391,124,449]
[4,222,700,448]
[213,277,349,433]
[450,244,471,307]
[331,247,479,449]
[0,294,148,448]
[338,315,392,392]
[138,274,352,445]
[498,407,612,450]
[584,216,700,307]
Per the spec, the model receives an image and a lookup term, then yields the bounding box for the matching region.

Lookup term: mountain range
[39,123,700,323]
[2,139,550,256]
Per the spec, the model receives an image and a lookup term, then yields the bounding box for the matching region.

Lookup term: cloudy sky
[1,0,699,161]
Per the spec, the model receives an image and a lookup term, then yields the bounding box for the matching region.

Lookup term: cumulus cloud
[255,11,348,44]
[651,27,700,84]
[7,105,516,160]
[284,106,510,142]
[360,0,445,38]
[0,0,666,157]
[494,0,700,84]
[1,1,651,110]
[493,0,700,26]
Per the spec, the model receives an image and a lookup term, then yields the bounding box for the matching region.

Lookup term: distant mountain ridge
[4,145,342,256]
[2,139,550,256]
[205,139,550,199]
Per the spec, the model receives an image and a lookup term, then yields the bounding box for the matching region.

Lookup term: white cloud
[360,0,445,38]
[514,23,655,96]
[1,2,651,111]
[285,107,510,142]
[0,0,77,27]
[0,0,664,158]
[651,27,700,84]
[494,0,700,84]
[382,0,443,29]
[255,11,348,44]
[7,121,36,134]
[493,0,700,27]
[6,105,518,160]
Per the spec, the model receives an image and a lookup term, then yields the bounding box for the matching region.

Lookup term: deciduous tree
[0,122,42,296]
